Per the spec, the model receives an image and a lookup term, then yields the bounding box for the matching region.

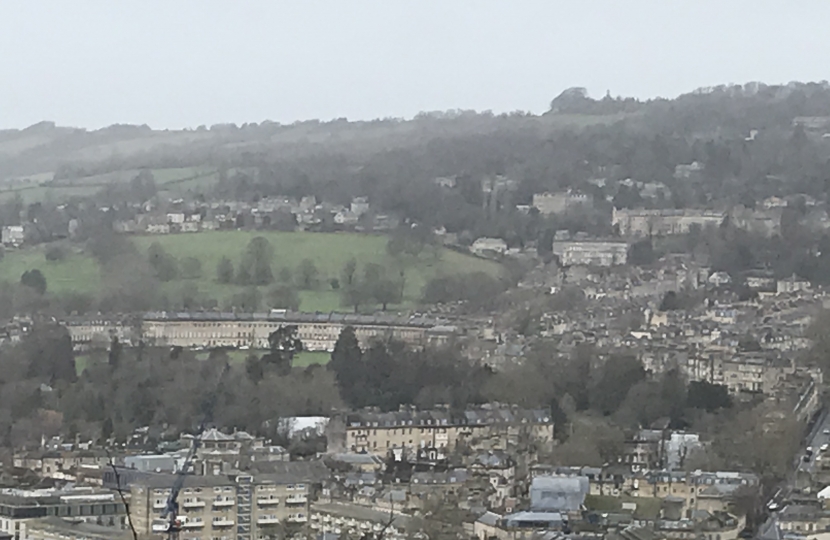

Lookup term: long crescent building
[64,311,458,352]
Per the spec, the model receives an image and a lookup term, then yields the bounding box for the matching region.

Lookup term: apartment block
[130,470,313,540]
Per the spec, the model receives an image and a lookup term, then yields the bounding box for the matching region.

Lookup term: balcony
[213,498,235,507]
[257,516,280,525]
[183,520,204,528]
[182,499,205,509]
[212,518,235,527]
[287,515,308,523]
[151,522,168,533]
[257,497,280,506]
[286,495,307,504]
[153,500,167,510]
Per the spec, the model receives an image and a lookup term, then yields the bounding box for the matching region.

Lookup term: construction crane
[161,364,229,540]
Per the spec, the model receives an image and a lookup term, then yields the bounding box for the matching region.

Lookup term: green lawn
[74,354,91,376]
[0,246,99,295]
[584,495,662,520]
[294,351,330,367]
[1,231,500,312]
[132,230,500,311]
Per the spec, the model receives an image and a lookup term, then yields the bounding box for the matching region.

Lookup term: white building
[777,275,810,295]
[471,237,508,256]
[166,212,185,224]
[532,190,593,215]
[146,224,171,234]
[1,225,25,247]
[553,239,628,267]
[612,207,725,237]
[350,197,370,216]
[334,210,359,225]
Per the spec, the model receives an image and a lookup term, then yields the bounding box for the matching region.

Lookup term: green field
[1,231,501,312]
[0,246,99,295]
[0,167,218,204]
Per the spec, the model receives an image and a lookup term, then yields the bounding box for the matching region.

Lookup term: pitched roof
[199,428,234,442]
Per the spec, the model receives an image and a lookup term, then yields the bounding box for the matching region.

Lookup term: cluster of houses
[462,250,825,424]
[109,195,398,236]
[465,182,830,263]
[1,404,768,540]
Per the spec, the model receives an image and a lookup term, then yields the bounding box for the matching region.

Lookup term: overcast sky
[2,1,829,129]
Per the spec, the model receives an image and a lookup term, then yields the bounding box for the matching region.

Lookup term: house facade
[612,208,725,237]
[326,406,553,456]
[140,311,456,352]
[553,239,628,267]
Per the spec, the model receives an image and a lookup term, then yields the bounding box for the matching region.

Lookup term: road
[798,408,830,475]
[756,408,828,536]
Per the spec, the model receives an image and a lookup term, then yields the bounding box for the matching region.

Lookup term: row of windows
[349,427,448,437]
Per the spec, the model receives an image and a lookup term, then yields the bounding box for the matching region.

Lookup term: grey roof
[473,451,512,468]
[411,468,468,485]
[329,453,382,465]
[344,472,378,487]
[530,476,589,513]
[312,502,411,528]
[503,511,564,528]
[756,518,783,540]
[477,511,502,526]
[134,461,327,489]
[200,428,234,442]
[28,517,126,540]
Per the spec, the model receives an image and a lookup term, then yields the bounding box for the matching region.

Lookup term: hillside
[0,231,501,312]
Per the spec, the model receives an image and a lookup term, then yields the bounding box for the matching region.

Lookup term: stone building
[325,405,553,456]
[140,311,456,352]
[130,466,321,540]
[0,487,127,540]
[532,191,593,215]
[552,238,628,267]
[612,208,725,237]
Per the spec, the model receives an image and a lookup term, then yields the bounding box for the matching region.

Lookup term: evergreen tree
[216,256,234,283]
[260,325,303,376]
[108,337,122,369]
[20,269,47,295]
[329,326,362,394]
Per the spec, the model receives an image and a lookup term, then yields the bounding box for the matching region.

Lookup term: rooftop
[143,310,452,329]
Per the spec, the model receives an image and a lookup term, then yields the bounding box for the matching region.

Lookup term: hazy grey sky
[2,1,829,129]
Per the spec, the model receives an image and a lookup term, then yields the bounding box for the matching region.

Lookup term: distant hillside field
[0,231,501,312]
[0,167,218,204]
